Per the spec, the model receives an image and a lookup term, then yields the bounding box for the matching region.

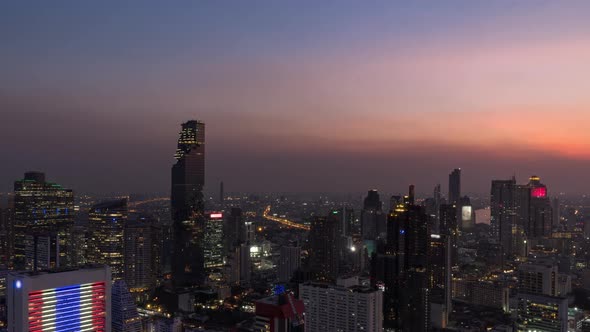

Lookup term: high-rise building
[278,246,301,283]
[7,265,111,332]
[527,176,553,238]
[88,199,127,281]
[203,212,225,269]
[381,186,430,331]
[490,178,517,254]
[0,195,14,268]
[518,262,558,296]
[361,190,386,240]
[429,233,452,329]
[299,281,383,332]
[448,168,461,204]
[111,280,142,332]
[124,216,161,296]
[171,120,206,286]
[224,207,245,252]
[254,293,304,332]
[24,232,61,271]
[439,204,459,266]
[515,293,567,332]
[13,172,74,269]
[308,212,340,281]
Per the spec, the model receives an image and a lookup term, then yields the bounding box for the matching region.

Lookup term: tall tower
[171,120,206,286]
[88,199,127,281]
[308,211,340,281]
[13,172,75,270]
[448,168,461,204]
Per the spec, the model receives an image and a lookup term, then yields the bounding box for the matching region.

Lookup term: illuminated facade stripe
[28,282,106,332]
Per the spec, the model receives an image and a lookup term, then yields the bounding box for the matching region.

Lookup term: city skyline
[4,2,590,194]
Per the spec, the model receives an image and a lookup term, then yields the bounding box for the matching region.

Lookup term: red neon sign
[531,187,547,198]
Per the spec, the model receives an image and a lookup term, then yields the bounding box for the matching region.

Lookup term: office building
[253,293,304,332]
[361,190,386,240]
[278,246,301,283]
[7,265,111,332]
[124,216,161,296]
[171,120,206,286]
[491,178,517,254]
[224,207,245,251]
[308,212,340,281]
[0,196,14,268]
[448,168,461,204]
[452,279,509,311]
[381,186,430,331]
[515,293,567,332]
[299,281,383,332]
[518,262,558,296]
[13,172,74,269]
[111,280,142,332]
[439,204,459,266]
[88,199,127,280]
[203,212,225,269]
[24,232,61,271]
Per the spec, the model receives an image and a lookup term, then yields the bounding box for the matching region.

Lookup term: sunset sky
[3,1,590,194]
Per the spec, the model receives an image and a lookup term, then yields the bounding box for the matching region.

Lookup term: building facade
[7,265,111,332]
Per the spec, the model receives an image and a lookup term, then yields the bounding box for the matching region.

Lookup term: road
[262,205,310,231]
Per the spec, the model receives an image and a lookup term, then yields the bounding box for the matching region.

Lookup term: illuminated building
[111,280,141,332]
[308,211,340,281]
[124,216,161,296]
[203,212,225,269]
[7,265,111,332]
[452,279,509,311]
[459,196,475,231]
[490,178,517,255]
[278,246,300,283]
[24,232,60,271]
[254,293,304,332]
[0,195,14,268]
[299,281,382,332]
[515,293,567,332]
[448,168,461,204]
[428,233,451,329]
[171,120,206,286]
[527,176,553,238]
[439,204,459,266]
[88,199,127,281]
[361,190,385,240]
[13,172,74,269]
[518,262,558,296]
[381,186,430,331]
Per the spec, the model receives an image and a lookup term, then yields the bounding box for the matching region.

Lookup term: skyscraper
[7,265,112,332]
[0,195,14,268]
[278,245,301,283]
[361,190,385,240]
[490,178,517,254]
[171,120,206,286]
[13,172,74,269]
[88,199,127,281]
[308,212,340,281]
[111,280,142,332]
[203,212,225,269]
[381,186,431,331]
[124,216,161,297]
[448,168,461,204]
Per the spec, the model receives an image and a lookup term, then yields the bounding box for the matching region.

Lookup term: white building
[7,265,111,332]
[299,280,383,332]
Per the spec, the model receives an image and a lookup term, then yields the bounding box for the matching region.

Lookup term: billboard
[462,206,473,222]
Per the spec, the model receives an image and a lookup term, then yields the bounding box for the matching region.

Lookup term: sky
[3,1,590,195]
